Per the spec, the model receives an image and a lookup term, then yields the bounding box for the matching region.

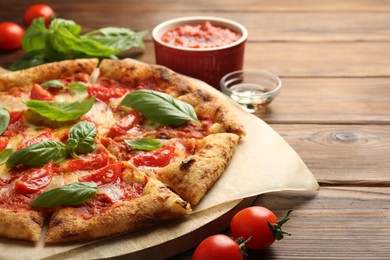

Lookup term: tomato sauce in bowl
[161,21,241,49]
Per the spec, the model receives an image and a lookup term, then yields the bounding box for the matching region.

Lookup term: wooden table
[1,0,389,259]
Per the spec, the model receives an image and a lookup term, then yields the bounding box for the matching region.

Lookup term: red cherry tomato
[78,162,122,186]
[88,86,128,102]
[14,161,54,194]
[230,206,292,250]
[30,84,55,101]
[193,234,243,260]
[17,128,52,150]
[0,22,25,51]
[67,151,109,171]
[0,137,9,152]
[23,4,55,27]
[132,144,175,167]
[109,110,140,137]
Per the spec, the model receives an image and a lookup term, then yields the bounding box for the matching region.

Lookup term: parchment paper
[0,75,319,260]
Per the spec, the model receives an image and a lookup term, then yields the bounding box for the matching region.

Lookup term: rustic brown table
[1,0,389,259]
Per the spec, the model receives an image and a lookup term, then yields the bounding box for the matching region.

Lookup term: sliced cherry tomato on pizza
[193,234,244,260]
[30,84,55,101]
[14,161,54,194]
[17,128,52,150]
[2,111,26,137]
[0,137,9,152]
[0,22,25,51]
[109,110,140,137]
[9,111,24,124]
[23,4,55,27]
[67,151,109,171]
[78,162,122,186]
[230,206,293,250]
[88,86,128,102]
[132,144,175,167]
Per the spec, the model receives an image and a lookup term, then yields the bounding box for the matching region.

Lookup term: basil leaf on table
[120,90,201,126]
[0,106,10,135]
[84,27,148,51]
[0,149,12,165]
[21,18,51,52]
[30,182,98,207]
[125,138,163,151]
[6,141,68,169]
[67,121,97,154]
[24,97,95,122]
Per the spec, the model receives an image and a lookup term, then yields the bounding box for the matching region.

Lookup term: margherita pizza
[0,59,245,243]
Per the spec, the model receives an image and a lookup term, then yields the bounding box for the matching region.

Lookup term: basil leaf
[22,18,50,52]
[24,97,95,122]
[0,106,10,135]
[0,149,12,165]
[68,121,97,154]
[41,79,65,88]
[6,141,68,168]
[30,182,98,207]
[125,138,163,151]
[68,81,88,93]
[84,27,148,51]
[9,50,69,71]
[120,90,201,126]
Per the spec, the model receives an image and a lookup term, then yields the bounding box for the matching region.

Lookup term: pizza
[0,58,245,243]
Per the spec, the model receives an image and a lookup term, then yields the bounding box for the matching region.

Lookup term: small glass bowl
[220,69,282,113]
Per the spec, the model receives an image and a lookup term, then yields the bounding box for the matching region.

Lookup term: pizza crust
[45,175,191,243]
[157,133,240,205]
[0,59,99,91]
[0,208,45,242]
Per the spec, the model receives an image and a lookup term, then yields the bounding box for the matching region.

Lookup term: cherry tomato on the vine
[192,234,245,260]
[0,22,25,51]
[230,206,293,250]
[23,4,55,27]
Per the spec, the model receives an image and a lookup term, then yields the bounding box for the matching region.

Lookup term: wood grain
[270,124,390,185]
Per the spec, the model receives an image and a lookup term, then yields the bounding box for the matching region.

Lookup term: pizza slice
[42,161,191,243]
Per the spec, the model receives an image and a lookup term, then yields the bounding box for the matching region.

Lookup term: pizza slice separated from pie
[0,58,245,243]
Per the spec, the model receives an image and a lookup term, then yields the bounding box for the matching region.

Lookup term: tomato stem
[268,209,293,241]
[234,236,252,256]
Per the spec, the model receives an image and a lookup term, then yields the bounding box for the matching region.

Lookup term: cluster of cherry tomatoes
[193,206,293,260]
[0,4,54,51]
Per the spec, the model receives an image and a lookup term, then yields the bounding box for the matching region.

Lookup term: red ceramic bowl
[152,16,248,89]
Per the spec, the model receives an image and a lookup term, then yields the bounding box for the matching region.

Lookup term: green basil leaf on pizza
[120,90,201,126]
[67,121,97,154]
[24,97,95,122]
[30,182,98,207]
[0,106,10,136]
[0,149,12,165]
[6,141,68,168]
[125,138,163,151]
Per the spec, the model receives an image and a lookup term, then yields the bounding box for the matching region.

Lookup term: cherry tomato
[23,4,55,27]
[17,128,52,150]
[109,110,140,137]
[88,86,128,102]
[193,234,243,260]
[0,22,25,51]
[0,137,9,152]
[14,161,54,194]
[132,144,175,167]
[78,162,122,186]
[67,151,109,171]
[30,84,55,101]
[230,206,292,250]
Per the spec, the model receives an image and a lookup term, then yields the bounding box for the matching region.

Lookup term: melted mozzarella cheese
[82,101,116,135]
[0,93,28,111]
[54,92,88,103]
[99,184,124,202]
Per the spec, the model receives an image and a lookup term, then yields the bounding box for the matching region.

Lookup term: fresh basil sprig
[30,182,98,207]
[6,121,97,168]
[120,90,201,126]
[125,138,163,151]
[6,141,68,169]
[10,18,147,71]
[24,97,95,122]
[0,149,12,165]
[0,106,10,135]
[41,80,88,93]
